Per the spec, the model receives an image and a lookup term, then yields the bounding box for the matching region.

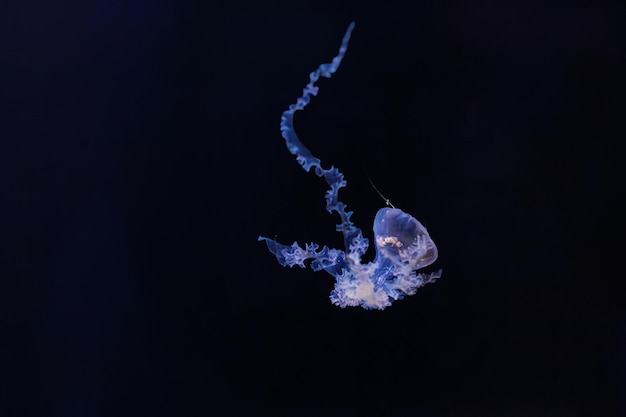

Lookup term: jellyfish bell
[373,208,438,269]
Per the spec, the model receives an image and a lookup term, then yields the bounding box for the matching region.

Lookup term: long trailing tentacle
[278,22,365,255]
[279,21,354,175]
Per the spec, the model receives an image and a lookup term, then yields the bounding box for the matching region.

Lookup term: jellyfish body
[259,22,441,310]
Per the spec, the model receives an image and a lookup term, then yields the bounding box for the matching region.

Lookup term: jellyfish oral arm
[258,22,441,310]
[279,22,355,176]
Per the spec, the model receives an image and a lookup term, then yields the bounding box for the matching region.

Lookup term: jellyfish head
[373,208,438,269]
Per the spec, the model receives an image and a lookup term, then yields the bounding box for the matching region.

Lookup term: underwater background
[1,0,624,416]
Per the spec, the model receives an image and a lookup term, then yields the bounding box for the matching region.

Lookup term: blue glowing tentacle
[278,22,367,259]
[279,21,355,175]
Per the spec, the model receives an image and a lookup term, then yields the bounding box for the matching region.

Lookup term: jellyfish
[259,22,441,310]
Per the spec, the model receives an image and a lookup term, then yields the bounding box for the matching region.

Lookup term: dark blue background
[1,1,624,416]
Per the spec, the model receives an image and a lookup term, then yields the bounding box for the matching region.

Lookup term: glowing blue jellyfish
[259,22,441,310]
